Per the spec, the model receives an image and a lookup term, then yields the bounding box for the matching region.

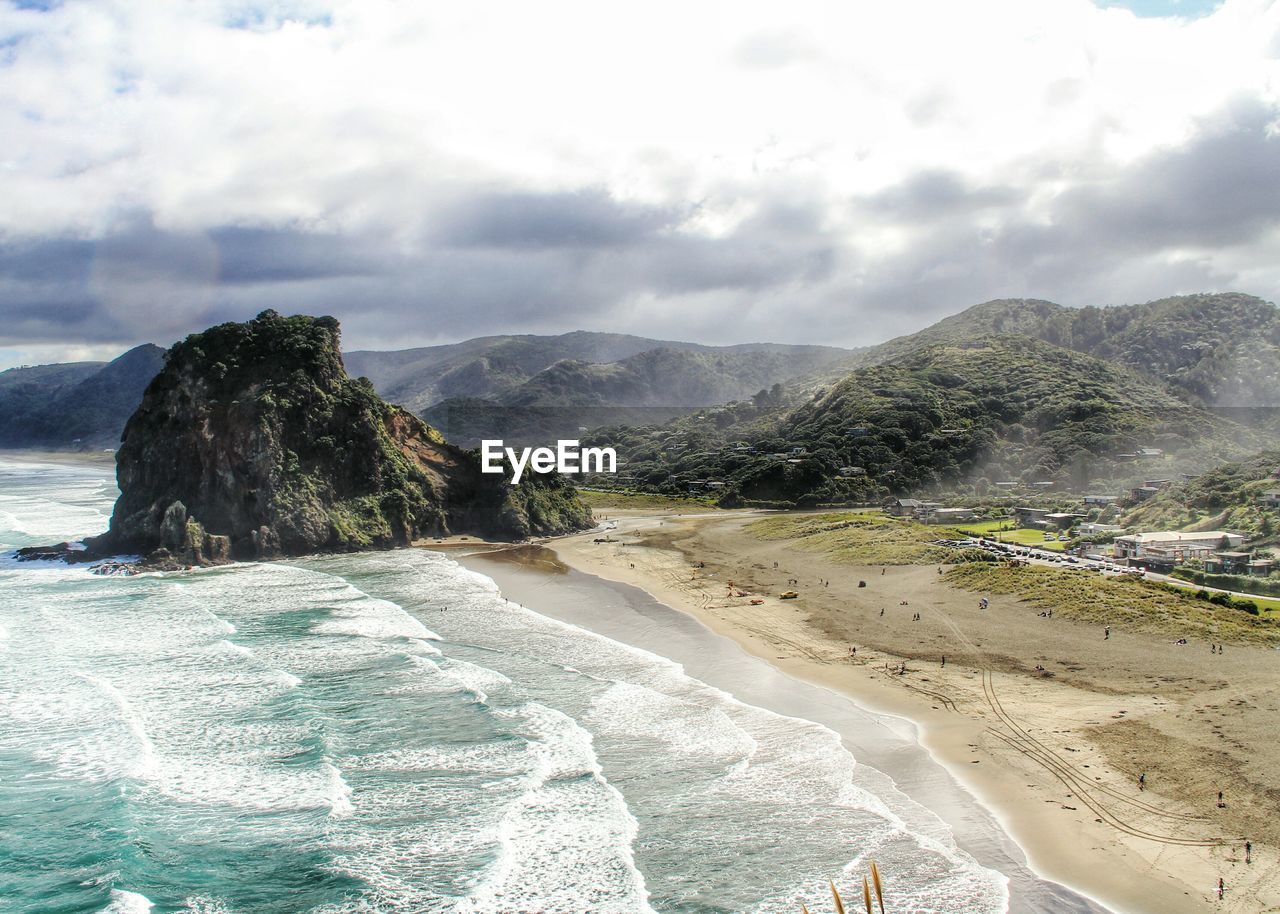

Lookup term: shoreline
[0,449,116,469]
[444,543,1107,914]
[434,506,1275,914]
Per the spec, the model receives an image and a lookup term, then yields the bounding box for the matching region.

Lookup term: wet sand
[434,507,1279,914]
[444,544,1104,913]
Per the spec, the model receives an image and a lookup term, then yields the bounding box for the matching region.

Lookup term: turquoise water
[0,458,1009,913]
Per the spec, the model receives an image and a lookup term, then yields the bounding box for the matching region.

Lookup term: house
[914,502,943,521]
[1113,531,1246,565]
[837,466,866,477]
[1013,507,1049,528]
[994,481,1019,490]
[789,447,807,456]
[932,507,978,524]
[1138,447,1165,459]
[1248,558,1275,577]
[1258,490,1280,507]
[1084,495,1119,506]
[1130,486,1161,501]
[844,427,870,438]
[1205,552,1251,574]
[1044,512,1085,530]
[1143,479,1173,490]
[1078,522,1125,537]
[705,481,727,490]
[886,498,922,517]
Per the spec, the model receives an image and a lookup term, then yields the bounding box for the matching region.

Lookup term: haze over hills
[345,331,854,415]
[2,292,1277,482]
[592,333,1262,506]
[0,344,166,449]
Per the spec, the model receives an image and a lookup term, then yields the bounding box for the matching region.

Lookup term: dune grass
[946,562,1280,645]
[747,511,987,566]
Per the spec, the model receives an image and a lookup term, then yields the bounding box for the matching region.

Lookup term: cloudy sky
[1,0,1278,367]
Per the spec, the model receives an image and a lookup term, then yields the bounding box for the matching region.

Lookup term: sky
[1,0,1278,368]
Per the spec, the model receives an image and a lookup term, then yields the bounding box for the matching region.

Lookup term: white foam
[98,889,154,914]
[586,680,758,762]
[459,701,655,914]
[323,760,354,818]
[74,673,158,780]
[311,598,441,642]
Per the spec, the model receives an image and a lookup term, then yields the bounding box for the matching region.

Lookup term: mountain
[0,344,166,449]
[39,311,591,568]
[424,346,847,445]
[345,331,852,415]
[592,335,1254,506]
[1122,448,1280,545]
[851,293,1280,408]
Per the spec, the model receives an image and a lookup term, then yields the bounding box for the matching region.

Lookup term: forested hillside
[592,336,1256,506]
[1122,448,1280,544]
[851,293,1280,408]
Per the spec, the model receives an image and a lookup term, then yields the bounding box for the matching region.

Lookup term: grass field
[946,562,1280,644]
[578,489,718,511]
[747,512,990,566]
[947,519,1067,551]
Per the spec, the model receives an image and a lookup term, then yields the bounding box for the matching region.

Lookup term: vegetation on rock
[89,311,591,565]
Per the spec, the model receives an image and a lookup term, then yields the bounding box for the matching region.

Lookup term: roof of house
[1119,531,1240,544]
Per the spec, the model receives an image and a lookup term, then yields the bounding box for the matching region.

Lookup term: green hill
[592,336,1253,506]
[1122,448,1280,545]
[344,331,852,416]
[850,293,1280,408]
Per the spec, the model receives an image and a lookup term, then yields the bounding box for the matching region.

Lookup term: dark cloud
[210,227,386,283]
[1047,99,1280,251]
[1,98,1278,359]
[856,169,1023,222]
[433,189,679,251]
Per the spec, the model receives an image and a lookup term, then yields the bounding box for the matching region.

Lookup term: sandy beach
[437,507,1280,914]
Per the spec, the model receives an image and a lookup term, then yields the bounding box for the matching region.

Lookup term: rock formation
[33,311,593,567]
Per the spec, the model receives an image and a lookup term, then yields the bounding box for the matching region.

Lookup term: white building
[1113,531,1245,564]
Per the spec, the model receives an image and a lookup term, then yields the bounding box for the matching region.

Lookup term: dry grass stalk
[804,862,884,914]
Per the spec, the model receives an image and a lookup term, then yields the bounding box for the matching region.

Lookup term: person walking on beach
[941,655,946,668]
[1217,790,1225,808]
[1218,877,1224,900]
[1139,772,1146,791]
[1104,626,1111,640]
[1245,840,1252,864]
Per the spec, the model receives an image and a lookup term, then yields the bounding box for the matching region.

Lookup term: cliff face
[86,311,592,565]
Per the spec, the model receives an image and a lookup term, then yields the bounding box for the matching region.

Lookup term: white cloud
[0,0,1278,365]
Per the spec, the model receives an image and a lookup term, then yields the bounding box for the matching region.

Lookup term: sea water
[0,457,1010,913]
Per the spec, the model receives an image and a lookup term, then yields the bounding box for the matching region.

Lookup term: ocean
[0,456,1077,913]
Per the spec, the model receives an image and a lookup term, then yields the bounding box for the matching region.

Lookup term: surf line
[481,440,617,485]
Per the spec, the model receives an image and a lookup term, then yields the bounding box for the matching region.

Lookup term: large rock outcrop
[75,311,592,566]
